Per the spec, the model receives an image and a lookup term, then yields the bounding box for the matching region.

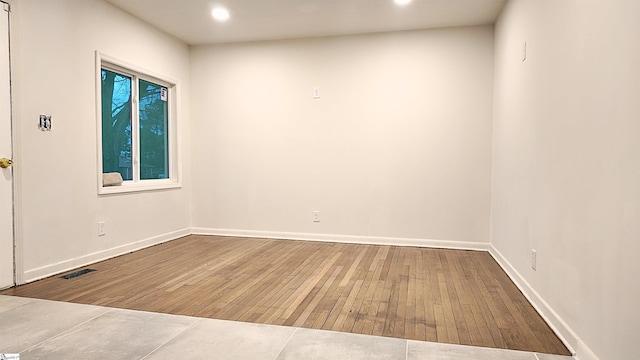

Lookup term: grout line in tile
[405,340,409,360]
[18,306,114,354]
[139,317,202,360]
[271,327,299,360]
[0,298,33,316]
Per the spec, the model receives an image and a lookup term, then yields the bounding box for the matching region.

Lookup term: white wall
[190,26,494,246]
[11,0,192,282]
[12,1,635,358]
[492,1,640,359]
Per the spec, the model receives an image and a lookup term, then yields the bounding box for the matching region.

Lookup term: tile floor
[0,295,574,360]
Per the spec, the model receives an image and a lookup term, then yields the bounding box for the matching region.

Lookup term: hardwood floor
[1,235,570,355]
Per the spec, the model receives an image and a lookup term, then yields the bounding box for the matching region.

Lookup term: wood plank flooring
[1,235,570,355]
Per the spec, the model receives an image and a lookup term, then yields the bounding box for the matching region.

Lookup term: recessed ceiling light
[394,0,413,5]
[211,6,230,22]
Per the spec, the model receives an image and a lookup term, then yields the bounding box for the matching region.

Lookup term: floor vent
[61,269,96,279]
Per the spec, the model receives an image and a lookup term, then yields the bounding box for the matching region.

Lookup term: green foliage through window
[139,79,169,180]
[101,67,170,183]
[101,69,132,181]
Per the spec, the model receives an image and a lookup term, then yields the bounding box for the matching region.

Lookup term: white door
[0,2,13,289]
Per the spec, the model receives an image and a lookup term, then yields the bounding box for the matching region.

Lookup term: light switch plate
[39,114,52,131]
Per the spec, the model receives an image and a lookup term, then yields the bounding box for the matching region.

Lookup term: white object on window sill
[99,180,181,195]
[102,172,123,186]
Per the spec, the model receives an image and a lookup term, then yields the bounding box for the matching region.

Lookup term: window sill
[98,181,182,195]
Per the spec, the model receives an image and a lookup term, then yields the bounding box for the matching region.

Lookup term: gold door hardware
[0,157,12,168]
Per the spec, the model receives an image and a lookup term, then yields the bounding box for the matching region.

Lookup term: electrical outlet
[312,211,320,222]
[313,87,320,99]
[98,221,106,237]
[531,249,537,271]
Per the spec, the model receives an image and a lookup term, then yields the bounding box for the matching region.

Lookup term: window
[97,53,179,194]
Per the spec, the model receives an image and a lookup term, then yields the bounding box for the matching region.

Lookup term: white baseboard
[489,245,599,359]
[574,339,599,360]
[191,227,490,251]
[20,227,597,359]
[22,228,191,283]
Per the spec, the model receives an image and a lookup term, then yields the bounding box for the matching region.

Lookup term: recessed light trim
[211,7,230,22]
[394,0,413,6]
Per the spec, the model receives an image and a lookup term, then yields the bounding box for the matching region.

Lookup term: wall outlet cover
[98,221,106,236]
[531,249,537,271]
